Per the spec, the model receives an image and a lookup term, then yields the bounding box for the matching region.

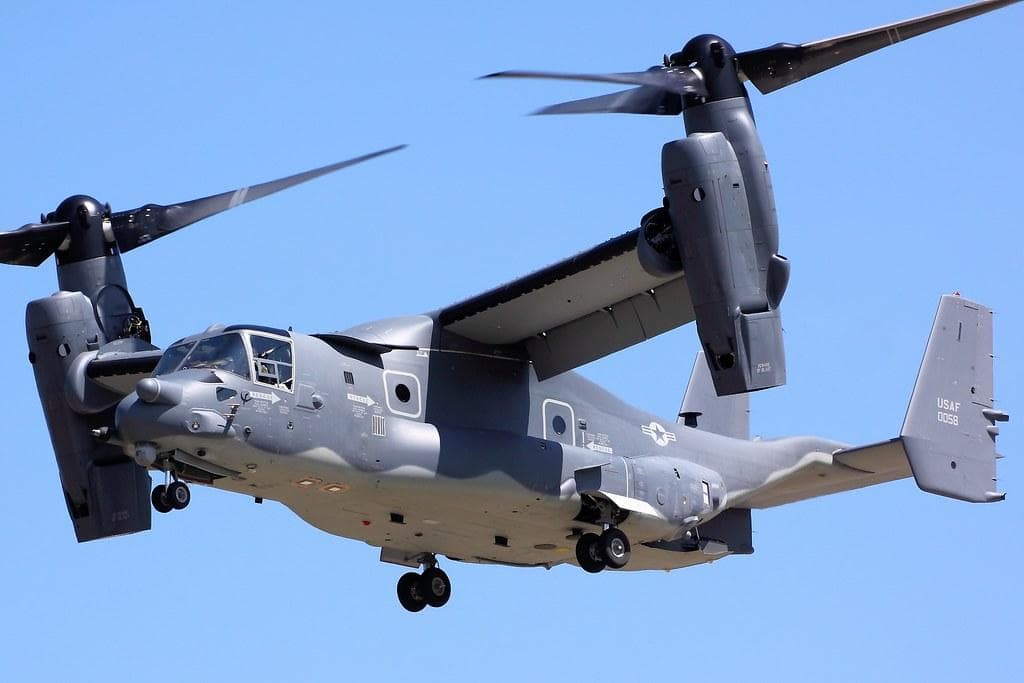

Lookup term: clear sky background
[1,1,1021,680]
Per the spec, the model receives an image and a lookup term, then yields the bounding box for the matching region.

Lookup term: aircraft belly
[284,491,729,571]
[209,466,733,572]
[283,467,586,565]
[200,417,733,571]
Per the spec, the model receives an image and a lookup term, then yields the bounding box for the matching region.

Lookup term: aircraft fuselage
[116,314,844,571]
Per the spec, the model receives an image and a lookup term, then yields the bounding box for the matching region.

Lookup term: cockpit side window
[250,334,293,390]
[153,341,194,376]
[180,333,251,380]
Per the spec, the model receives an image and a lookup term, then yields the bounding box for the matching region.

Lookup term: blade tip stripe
[229,187,250,209]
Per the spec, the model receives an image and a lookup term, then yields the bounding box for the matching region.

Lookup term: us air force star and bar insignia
[641,421,677,447]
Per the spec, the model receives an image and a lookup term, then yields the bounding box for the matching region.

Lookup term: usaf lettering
[937,397,960,426]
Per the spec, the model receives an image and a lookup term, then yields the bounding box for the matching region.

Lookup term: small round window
[395,383,411,403]
[552,415,567,435]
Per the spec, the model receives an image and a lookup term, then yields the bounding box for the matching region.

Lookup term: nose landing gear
[575,527,631,573]
[396,556,452,612]
[151,475,191,514]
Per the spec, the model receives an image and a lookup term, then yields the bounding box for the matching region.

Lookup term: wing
[740,439,913,509]
[86,346,163,395]
[437,228,694,379]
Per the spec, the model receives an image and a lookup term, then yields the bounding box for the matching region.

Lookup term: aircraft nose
[135,377,183,405]
[116,373,241,464]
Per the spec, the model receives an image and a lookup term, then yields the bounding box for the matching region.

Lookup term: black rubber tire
[575,533,606,573]
[151,485,173,514]
[600,527,631,569]
[397,572,427,613]
[420,567,452,608]
[167,481,191,510]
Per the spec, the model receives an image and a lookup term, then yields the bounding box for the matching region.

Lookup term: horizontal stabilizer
[741,442,912,509]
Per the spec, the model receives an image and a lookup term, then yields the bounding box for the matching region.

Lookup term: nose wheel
[396,559,452,612]
[152,478,191,514]
[576,527,631,573]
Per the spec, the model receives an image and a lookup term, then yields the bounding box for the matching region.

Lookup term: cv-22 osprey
[0,1,1011,611]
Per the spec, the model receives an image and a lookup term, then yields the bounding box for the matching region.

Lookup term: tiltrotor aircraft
[0,0,1012,612]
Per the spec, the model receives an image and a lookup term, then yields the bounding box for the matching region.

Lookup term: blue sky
[1,1,1021,680]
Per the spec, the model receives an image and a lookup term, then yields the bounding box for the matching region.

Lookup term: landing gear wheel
[151,485,173,514]
[167,481,191,510]
[575,532,606,573]
[420,567,452,608]
[397,572,427,612]
[600,527,631,569]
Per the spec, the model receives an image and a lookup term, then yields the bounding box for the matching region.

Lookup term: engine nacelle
[27,289,152,542]
[662,132,785,395]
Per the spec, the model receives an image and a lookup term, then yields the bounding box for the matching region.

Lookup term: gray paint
[27,283,152,543]
[678,351,749,440]
[106,292,1003,577]
[901,296,1005,502]
[664,109,786,395]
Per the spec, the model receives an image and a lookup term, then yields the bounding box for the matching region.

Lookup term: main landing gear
[396,558,452,613]
[152,476,191,514]
[576,527,631,573]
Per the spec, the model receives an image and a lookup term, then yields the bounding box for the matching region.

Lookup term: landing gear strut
[396,556,452,612]
[575,527,631,573]
[152,473,191,514]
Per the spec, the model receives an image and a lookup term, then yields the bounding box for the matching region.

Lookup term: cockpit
[153,326,294,390]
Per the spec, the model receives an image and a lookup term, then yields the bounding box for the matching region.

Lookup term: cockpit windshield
[150,329,294,386]
[153,341,194,376]
[179,333,251,380]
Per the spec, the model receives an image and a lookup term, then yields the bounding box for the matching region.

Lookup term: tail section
[678,351,750,440]
[900,295,1007,502]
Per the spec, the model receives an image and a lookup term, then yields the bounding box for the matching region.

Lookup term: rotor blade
[483,67,707,97]
[0,221,71,267]
[737,0,1022,94]
[534,86,683,116]
[110,144,406,252]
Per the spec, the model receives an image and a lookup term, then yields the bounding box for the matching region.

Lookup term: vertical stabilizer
[901,295,1007,503]
[678,351,750,440]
